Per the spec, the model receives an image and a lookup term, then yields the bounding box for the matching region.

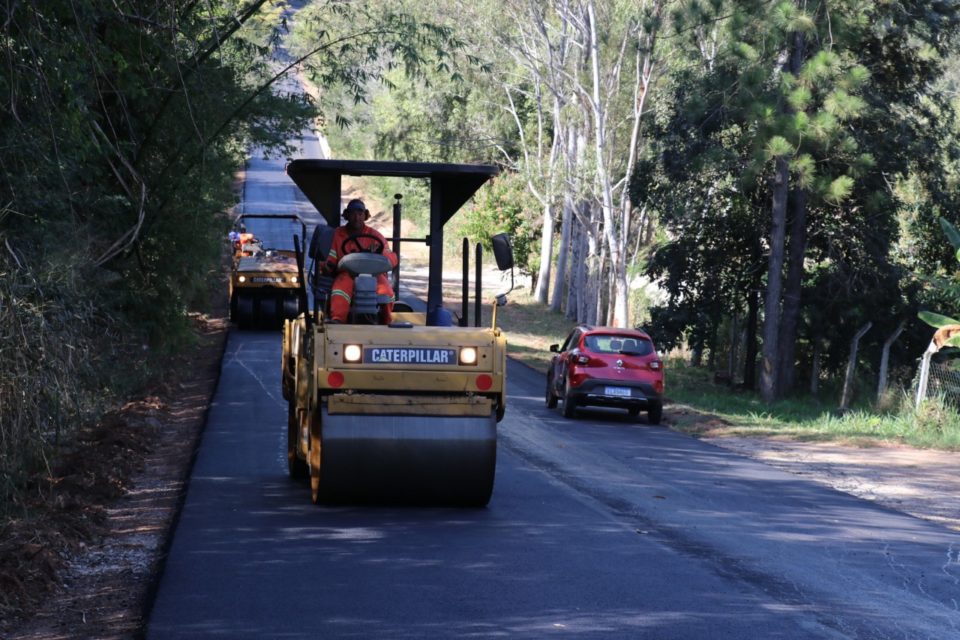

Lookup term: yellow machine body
[282,314,507,505]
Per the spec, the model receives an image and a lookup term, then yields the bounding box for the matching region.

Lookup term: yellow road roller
[281,160,515,505]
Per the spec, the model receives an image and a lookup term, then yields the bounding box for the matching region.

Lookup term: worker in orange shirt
[325,199,398,324]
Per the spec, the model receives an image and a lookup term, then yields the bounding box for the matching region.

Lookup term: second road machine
[229,213,306,328]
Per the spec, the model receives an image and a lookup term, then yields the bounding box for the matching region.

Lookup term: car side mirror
[491,233,514,271]
[309,225,334,260]
[549,344,559,352]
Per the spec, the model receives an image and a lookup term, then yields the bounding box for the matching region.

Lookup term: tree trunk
[585,231,601,325]
[743,280,760,390]
[691,341,704,368]
[810,336,822,395]
[551,197,573,313]
[775,30,808,395]
[605,263,615,326]
[777,188,808,395]
[707,320,718,370]
[533,202,554,303]
[585,0,630,327]
[727,313,740,380]
[566,216,583,321]
[761,29,808,403]
[840,322,872,411]
[877,320,906,404]
[760,156,790,403]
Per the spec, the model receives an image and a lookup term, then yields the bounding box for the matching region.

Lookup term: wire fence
[915,351,960,408]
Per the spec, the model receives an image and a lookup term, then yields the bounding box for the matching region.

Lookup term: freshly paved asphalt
[146,329,960,639]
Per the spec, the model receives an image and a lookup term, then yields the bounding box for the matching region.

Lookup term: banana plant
[918,218,960,350]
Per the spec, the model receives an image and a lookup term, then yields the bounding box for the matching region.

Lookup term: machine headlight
[343,344,363,363]
[238,275,246,283]
[459,347,478,366]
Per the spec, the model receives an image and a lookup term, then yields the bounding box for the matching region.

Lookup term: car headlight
[237,275,246,283]
[459,347,478,366]
[290,275,298,284]
[343,344,363,363]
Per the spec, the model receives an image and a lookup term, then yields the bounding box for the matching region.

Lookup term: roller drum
[235,293,254,329]
[282,295,301,320]
[258,295,278,328]
[316,409,497,506]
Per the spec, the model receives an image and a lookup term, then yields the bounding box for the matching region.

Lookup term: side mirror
[309,225,334,260]
[549,344,560,353]
[491,233,514,271]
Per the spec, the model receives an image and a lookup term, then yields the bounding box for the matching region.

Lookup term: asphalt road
[146,329,960,639]
[146,14,960,638]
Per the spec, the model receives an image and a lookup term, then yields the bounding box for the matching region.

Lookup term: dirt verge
[0,310,228,640]
[669,405,960,533]
[704,434,960,532]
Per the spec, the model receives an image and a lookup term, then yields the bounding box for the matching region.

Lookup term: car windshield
[584,335,653,356]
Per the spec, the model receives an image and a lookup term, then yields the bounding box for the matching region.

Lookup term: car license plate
[605,386,632,397]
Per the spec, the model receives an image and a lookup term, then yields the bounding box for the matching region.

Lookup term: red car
[546,325,664,423]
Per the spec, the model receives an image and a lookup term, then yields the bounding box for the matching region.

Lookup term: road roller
[229,213,306,329]
[281,159,515,505]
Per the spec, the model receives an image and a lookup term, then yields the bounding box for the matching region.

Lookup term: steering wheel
[343,234,384,255]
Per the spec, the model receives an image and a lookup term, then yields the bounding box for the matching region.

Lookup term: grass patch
[496,290,573,372]
[666,359,960,450]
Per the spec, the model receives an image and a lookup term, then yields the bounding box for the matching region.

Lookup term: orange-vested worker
[236,225,256,254]
[326,199,398,324]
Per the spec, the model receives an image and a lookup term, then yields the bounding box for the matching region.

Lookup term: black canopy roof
[285,159,499,229]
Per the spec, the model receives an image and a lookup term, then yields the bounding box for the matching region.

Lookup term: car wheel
[562,388,577,418]
[545,374,558,409]
[647,403,663,425]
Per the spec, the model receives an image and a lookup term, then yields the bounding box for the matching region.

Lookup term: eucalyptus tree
[463,0,667,326]
[329,0,669,326]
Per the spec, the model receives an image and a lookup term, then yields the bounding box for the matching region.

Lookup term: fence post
[840,322,872,412]
[915,342,936,409]
[877,319,906,404]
